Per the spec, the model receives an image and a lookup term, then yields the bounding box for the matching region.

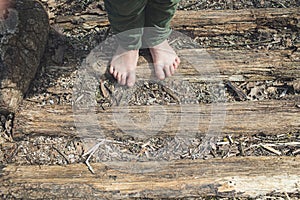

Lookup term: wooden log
[1,156,299,199]
[13,46,300,138]
[85,48,299,83]
[172,8,300,36]
[134,49,300,82]
[13,98,299,138]
[0,0,49,114]
[54,8,300,36]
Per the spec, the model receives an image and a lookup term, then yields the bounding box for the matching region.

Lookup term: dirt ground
[0,0,299,199]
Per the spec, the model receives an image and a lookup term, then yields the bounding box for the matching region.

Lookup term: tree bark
[0,0,49,114]
[1,156,299,199]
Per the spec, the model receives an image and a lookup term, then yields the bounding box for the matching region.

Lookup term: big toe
[119,73,127,86]
[127,72,136,87]
[155,64,166,80]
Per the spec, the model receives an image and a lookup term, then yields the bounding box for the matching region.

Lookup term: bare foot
[149,40,180,80]
[110,46,139,87]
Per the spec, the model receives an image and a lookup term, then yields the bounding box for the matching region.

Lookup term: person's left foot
[149,40,180,80]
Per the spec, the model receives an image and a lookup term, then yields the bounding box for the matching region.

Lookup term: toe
[109,65,114,74]
[164,65,172,77]
[155,64,165,80]
[127,71,136,87]
[117,73,124,85]
[170,65,175,75]
[120,73,127,86]
[113,70,118,79]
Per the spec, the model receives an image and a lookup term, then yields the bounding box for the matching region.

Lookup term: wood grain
[14,98,299,138]
[1,156,299,198]
[135,49,300,82]
[55,8,300,36]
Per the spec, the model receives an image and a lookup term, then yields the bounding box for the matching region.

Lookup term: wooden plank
[172,8,300,36]
[13,98,300,138]
[55,8,300,36]
[134,49,300,82]
[92,48,300,83]
[1,156,299,198]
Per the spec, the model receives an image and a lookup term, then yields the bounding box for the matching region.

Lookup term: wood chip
[100,80,109,98]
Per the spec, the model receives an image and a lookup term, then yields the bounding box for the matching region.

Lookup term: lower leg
[145,0,180,80]
[104,0,146,87]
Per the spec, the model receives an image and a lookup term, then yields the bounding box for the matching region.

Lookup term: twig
[82,140,107,174]
[162,86,180,103]
[284,192,291,200]
[52,145,70,164]
[226,135,234,145]
[292,149,300,155]
[211,39,280,48]
[84,143,100,174]
[260,144,282,156]
[226,81,248,101]
[216,141,230,145]
[263,142,300,147]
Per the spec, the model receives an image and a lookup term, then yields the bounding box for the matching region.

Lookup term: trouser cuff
[115,28,143,50]
[142,26,172,48]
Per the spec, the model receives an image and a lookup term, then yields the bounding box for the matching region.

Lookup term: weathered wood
[134,49,300,82]
[1,156,299,199]
[13,46,300,138]
[0,0,49,114]
[13,98,299,138]
[173,8,300,36]
[55,8,300,36]
[88,48,299,83]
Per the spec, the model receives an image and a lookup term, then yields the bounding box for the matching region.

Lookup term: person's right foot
[109,46,139,87]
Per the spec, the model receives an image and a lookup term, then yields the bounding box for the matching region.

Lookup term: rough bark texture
[0,0,49,114]
[1,157,299,199]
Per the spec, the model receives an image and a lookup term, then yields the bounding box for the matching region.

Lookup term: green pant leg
[104,0,147,50]
[143,0,180,47]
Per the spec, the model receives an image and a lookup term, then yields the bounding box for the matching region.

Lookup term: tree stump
[0,0,49,114]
